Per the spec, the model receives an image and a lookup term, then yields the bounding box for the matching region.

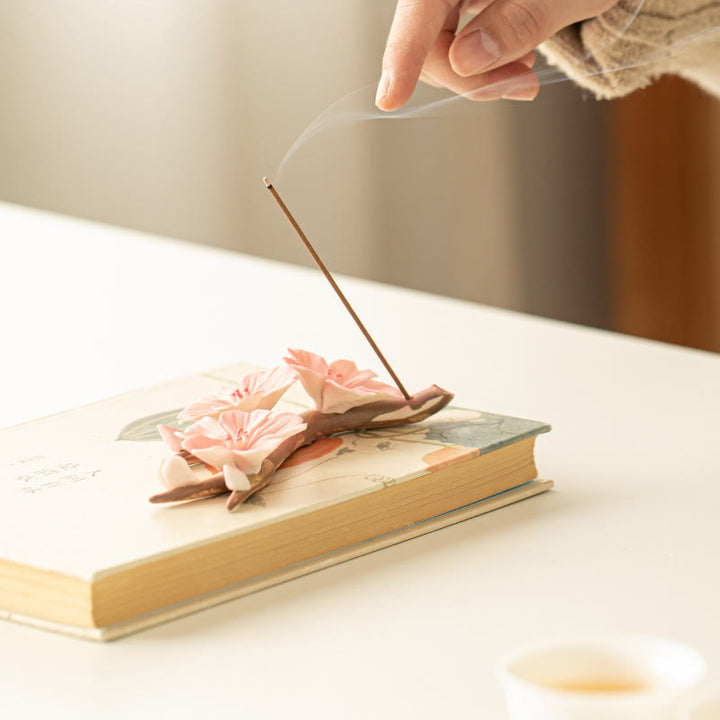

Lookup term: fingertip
[519,50,536,70]
[501,70,539,101]
[375,95,405,112]
[375,89,401,112]
[464,66,539,102]
[375,70,413,112]
[374,70,389,109]
[502,85,539,101]
[375,98,396,112]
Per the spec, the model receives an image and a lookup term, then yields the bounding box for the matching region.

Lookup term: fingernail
[375,70,391,109]
[502,86,537,101]
[453,30,501,76]
[502,81,538,101]
[467,75,537,102]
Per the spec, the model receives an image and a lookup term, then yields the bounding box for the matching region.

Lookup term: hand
[376,0,619,110]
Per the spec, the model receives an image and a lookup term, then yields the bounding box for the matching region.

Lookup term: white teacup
[499,634,706,720]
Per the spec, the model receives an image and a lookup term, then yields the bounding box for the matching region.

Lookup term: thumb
[450,0,616,77]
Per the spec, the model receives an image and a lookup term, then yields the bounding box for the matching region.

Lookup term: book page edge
[3,479,553,642]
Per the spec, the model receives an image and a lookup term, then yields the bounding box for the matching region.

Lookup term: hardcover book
[0,363,551,641]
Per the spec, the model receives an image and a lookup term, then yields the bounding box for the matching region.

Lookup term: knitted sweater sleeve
[538,0,720,99]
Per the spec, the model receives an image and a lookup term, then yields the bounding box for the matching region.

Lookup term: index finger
[377,0,459,111]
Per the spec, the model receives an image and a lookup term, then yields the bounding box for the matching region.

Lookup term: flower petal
[159,455,200,489]
[231,447,276,475]
[320,381,402,414]
[284,348,327,374]
[237,369,269,395]
[360,377,403,396]
[177,387,235,423]
[248,411,306,440]
[319,383,378,414]
[284,349,327,409]
[185,415,228,440]
[249,366,298,411]
[252,388,285,411]
[245,365,297,395]
[217,409,252,441]
[181,434,225,453]
[223,463,251,491]
[287,368,324,409]
[158,424,184,452]
[326,359,367,384]
[238,394,264,413]
[191,446,235,470]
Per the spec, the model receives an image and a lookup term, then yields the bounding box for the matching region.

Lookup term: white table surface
[0,201,718,719]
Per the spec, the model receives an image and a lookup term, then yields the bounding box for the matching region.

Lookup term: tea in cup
[499,634,706,720]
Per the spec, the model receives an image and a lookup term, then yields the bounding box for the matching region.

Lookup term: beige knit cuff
[538,0,720,99]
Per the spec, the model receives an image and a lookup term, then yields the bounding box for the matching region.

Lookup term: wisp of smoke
[274,0,719,179]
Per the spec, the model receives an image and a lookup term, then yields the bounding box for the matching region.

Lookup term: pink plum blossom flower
[159,409,306,491]
[284,348,402,414]
[177,365,297,423]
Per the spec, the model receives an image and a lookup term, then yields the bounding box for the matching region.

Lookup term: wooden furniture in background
[610,76,720,353]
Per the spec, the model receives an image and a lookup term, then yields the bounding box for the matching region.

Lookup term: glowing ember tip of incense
[263,176,272,188]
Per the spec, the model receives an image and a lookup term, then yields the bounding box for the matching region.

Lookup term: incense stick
[263,177,410,400]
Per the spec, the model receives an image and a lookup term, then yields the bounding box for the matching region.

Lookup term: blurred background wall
[1,1,717,349]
